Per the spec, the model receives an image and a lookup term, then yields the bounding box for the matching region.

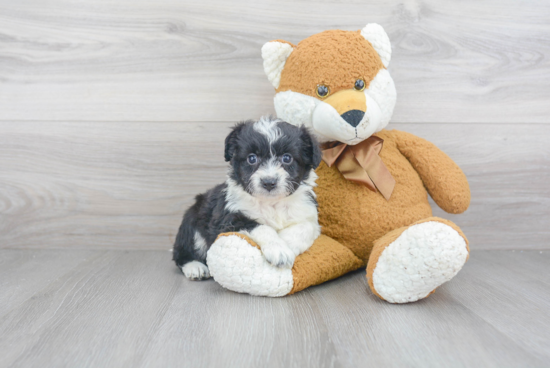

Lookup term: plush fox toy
[207,23,471,303]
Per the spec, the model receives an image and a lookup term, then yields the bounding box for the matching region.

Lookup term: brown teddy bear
[206,23,470,303]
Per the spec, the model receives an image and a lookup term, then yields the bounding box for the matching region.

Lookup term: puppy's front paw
[181,261,211,280]
[278,222,319,256]
[261,243,296,269]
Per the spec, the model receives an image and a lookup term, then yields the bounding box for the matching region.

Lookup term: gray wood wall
[1,0,549,250]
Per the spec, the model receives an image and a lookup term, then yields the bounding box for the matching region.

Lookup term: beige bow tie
[321,136,396,201]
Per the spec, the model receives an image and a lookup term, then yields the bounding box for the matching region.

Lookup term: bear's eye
[316,85,329,98]
[354,79,365,91]
[247,154,258,165]
[281,153,293,164]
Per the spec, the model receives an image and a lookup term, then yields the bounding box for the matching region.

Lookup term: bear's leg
[207,233,363,297]
[366,217,469,304]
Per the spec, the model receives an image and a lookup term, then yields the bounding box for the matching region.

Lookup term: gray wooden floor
[1,249,549,368]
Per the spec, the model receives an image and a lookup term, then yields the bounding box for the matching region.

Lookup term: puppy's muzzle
[324,89,367,128]
[260,177,277,192]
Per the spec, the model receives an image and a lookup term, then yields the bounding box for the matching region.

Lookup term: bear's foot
[207,233,363,297]
[206,234,293,297]
[367,217,469,304]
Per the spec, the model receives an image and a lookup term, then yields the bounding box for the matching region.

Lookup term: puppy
[173,116,322,280]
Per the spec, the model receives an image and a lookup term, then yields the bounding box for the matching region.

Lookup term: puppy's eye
[316,85,329,98]
[247,154,258,165]
[354,79,365,91]
[281,153,293,164]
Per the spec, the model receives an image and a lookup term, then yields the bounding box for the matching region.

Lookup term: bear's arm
[392,130,470,214]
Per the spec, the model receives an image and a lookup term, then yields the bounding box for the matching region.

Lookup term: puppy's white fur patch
[253,116,282,145]
[242,225,295,268]
[193,231,208,260]
[181,261,211,280]
[278,221,320,256]
[372,221,468,303]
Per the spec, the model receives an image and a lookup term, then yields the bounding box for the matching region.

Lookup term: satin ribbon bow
[321,136,396,201]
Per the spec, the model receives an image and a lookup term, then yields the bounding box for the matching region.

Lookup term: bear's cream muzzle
[312,89,383,145]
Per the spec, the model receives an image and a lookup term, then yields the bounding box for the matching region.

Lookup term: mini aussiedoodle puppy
[173,116,322,280]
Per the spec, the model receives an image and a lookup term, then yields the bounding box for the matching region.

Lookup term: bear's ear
[261,40,295,89]
[360,23,391,68]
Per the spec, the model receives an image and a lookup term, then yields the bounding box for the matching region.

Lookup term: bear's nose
[340,110,365,128]
[260,177,277,191]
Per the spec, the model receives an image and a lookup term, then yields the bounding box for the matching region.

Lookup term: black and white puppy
[172,116,322,280]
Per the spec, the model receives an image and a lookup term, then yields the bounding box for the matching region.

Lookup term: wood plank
[1,121,548,250]
[0,249,547,367]
[304,268,547,367]
[0,249,99,317]
[422,124,550,249]
[138,272,339,368]
[0,121,228,250]
[0,0,549,123]
[490,250,550,285]
[0,250,180,368]
[446,250,550,361]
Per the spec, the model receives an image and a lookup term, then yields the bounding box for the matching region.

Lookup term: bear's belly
[314,151,432,262]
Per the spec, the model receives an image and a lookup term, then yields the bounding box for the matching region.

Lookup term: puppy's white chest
[226,183,317,231]
[225,174,319,231]
[253,200,307,230]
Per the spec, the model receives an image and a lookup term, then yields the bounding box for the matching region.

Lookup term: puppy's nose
[261,177,277,191]
[340,110,365,128]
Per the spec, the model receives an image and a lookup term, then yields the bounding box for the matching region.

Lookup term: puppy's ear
[300,126,322,169]
[224,122,246,162]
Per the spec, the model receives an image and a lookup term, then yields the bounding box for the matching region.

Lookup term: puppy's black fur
[172,118,321,275]
[172,184,259,268]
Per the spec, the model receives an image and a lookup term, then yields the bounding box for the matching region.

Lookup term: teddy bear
[206,23,471,303]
